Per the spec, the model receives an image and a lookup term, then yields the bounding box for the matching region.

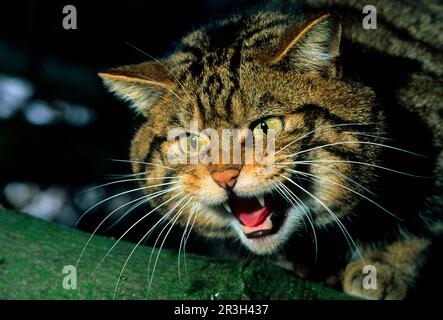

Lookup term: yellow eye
[252,117,284,138]
[178,134,208,154]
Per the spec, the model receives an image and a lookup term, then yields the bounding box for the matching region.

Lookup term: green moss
[0,208,350,299]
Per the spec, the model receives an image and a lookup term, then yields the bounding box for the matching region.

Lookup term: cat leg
[342,235,430,300]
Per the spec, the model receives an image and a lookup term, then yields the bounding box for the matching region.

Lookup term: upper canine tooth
[257,195,265,207]
[222,202,232,213]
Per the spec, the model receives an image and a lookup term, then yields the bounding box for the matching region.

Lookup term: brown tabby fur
[99,0,442,299]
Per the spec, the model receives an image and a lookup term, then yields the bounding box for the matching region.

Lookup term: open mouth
[223,191,290,239]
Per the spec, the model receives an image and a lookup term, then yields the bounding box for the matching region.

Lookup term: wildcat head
[99,12,384,255]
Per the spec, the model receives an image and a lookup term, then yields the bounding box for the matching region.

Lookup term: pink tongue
[231,198,270,227]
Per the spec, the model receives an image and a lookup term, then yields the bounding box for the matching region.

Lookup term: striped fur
[99,2,442,299]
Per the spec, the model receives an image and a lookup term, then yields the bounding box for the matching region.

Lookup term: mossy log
[0,208,351,299]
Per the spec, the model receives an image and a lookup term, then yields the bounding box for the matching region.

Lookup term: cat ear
[98,61,175,114]
[271,14,342,78]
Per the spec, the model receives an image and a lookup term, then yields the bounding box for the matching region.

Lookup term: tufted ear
[271,14,342,78]
[98,61,176,114]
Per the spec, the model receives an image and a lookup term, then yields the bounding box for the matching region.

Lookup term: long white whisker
[342,131,392,141]
[178,203,197,284]
[111,195,189,299]
[106,172,149,179]
[73,181,179,229]
[284,140,426,159]
[274,184,308,233]
[284,168,402,221]
[278,159,429,178]
[110,201,180,299]
[110,159,175,171]
[96,191,184,270]
[277,162,378,197]
[279,173,364,263]
[276,122,375,155]
[147,196,190,278]
[146,197,192,298]
[82,176,180,192]
[275,178,318,263]
[102,187,182,234]
[183,205,199,279]
[76,186,180,269]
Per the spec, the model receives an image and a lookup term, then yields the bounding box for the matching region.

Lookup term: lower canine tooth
[223,202,232,213]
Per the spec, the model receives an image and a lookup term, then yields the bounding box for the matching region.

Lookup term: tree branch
[0,208,350,299]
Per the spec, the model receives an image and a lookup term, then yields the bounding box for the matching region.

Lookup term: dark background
[0,0,253,253]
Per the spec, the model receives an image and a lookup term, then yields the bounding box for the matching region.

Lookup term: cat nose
[211,169,240,190]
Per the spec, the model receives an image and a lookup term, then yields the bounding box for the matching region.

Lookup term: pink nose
[211,169,240,190]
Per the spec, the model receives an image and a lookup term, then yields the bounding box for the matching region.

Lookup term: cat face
[100,13,384,255]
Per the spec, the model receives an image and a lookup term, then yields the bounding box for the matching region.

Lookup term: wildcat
[99,0,443,299]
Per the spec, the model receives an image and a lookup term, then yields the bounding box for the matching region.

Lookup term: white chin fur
[231,205,304,255]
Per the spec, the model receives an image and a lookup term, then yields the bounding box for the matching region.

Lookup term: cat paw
[343,260,408,300]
